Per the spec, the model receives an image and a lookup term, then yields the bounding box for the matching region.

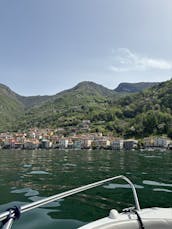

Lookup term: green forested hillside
[0,84,52,131]
[0,84,24,131]
[1,80,172,139]
[114,80,172,138]
[14,81,115,130]
[17,95,52,109]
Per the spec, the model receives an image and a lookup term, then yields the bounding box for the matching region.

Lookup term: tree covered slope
[1,80,172,139]
[0,84,24,131]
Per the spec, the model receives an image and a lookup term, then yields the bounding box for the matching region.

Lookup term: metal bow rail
[0,175,141,229]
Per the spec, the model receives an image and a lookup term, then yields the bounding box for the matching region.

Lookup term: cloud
[109,48,172,72]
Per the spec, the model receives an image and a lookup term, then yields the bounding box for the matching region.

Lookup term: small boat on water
[0,175,172,229]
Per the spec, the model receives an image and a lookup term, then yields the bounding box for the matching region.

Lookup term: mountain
[1,80,172,139]
[0,84,24,131]
[0,84,53,131]
[114,82,159,93]
[114,80,172,138]
[15,81,115,130]
[20,79,171,138]
[70,81,114,97]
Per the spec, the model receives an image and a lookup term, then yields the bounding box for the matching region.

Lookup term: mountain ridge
[1,80,171,138]
[114,82,159,93]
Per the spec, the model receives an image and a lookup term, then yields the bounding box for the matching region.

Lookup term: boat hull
[78,208,172,229]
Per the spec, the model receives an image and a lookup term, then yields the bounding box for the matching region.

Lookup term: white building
[153,137,171,148]
[59,139,69,149]
[111,139,124,150]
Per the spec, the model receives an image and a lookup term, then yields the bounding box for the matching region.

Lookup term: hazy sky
[0,0,172,95]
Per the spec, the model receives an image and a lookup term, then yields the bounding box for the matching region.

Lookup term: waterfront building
[68,139,73,149]
[123,139,138,150]
[40,139,52,149]
[111,139,124,150]
[93,138,111,149]
[81,139,92,149]
[23,140,39,150]
[59,138,69,149]
[153,137,171,148]
[143,137,154,148]
[73,140,82,149]
[14,142,24,149]
[143,136,171,149]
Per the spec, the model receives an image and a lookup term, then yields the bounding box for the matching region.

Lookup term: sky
[0,0,172,96]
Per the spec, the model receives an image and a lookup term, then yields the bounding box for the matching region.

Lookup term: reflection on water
[143,180,172,187]
[11,187,39,197]
[28,171,50,175]
[103,183,144,189]
[0,149,172,228]
[153,188,172,193]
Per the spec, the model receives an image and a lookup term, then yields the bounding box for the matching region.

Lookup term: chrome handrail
[0,175,140,229]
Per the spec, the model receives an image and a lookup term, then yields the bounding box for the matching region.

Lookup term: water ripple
[11,188,39,197]
[103,183,144,189]
[28,170,50,175]
[153,188,172,193]
[143,180,172,187]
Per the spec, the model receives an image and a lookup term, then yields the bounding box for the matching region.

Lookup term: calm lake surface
[0,149,172,228]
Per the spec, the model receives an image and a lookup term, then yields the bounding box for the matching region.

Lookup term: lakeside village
[0,120,172,151]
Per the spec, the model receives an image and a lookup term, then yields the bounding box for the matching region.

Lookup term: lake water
[0,149,172,228]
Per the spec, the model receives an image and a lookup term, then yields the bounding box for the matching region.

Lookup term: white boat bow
[0,175,171,229]
[78,207,172,229]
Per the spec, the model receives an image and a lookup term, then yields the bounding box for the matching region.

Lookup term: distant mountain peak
[74,81,104,88]
[0,83,18,98]
[114,82,159,93]
[71,81,114,96]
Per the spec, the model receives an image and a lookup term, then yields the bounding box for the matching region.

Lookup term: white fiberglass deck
[78,207,172,229]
